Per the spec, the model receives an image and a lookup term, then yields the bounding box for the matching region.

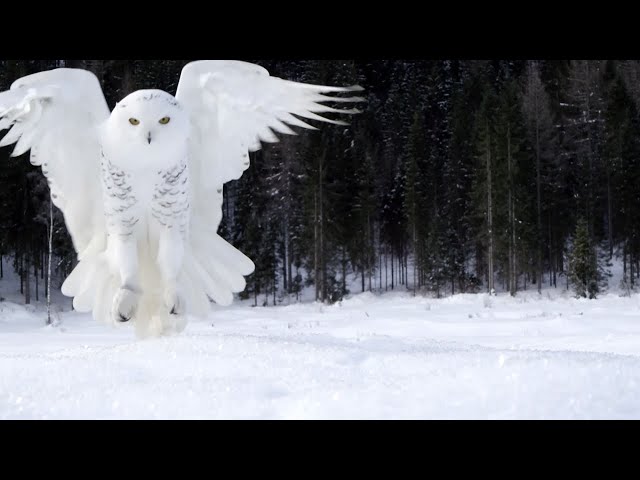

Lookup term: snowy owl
[0,60,364,337]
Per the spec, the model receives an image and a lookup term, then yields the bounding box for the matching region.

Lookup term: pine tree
[603,63,640,290]
[470,82,498,294]
[404,110,428,294]
[562,60,607,240]
[522,61,557,292]
[569,218,599,298]
[441,69,481,294]
[493,80,532,295]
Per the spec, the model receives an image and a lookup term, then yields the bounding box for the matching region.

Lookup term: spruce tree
[404,110,428,294]
[522,61,557,292]
[569,218,599,298]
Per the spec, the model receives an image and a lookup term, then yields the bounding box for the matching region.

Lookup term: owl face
[109,89,190,151]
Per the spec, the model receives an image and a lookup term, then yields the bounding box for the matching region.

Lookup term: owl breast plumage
[100,146,190,239]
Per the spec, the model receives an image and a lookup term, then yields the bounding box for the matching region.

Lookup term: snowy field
[2,272,640,419]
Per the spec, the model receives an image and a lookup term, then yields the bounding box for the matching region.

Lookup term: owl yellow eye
[159,117,171,125]
[129,118,140,126]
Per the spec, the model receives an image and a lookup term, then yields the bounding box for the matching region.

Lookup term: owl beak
[147,131,152,144]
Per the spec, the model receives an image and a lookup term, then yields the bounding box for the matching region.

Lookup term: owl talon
[113,287,140,324]
[168,298,184,315]
[164,287,184,316]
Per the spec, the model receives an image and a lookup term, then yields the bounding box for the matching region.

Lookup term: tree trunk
[319,151,326,303]
[122,61,135,97]
[391,249,394,290]
[385,247,388,291]
[20,254,24,295]
[314,187,319,301]
[283,218,289,294]
[24,255,31,305]
[412,222,417,296]
[607,169,613,260]
[368,214,373,292]
[342,247,347,297]
[404,248,408,286]
[34,262,38,302]
[44,256,48,308]
[487,126,494,294]
[508,125,516,296]
[287,226,292,297]
[536,102,543,294]
[404,250,408,286]
[548,212,557,287]
[379,237,382,292]
[398,248,402,286]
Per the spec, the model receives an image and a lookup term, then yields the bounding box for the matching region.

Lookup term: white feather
[176,59,364,190]
[0,68,110,255]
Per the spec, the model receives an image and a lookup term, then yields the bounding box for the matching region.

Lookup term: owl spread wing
[175,60,364,222]
[175,60,364,189]
[172,60,364,307]
[0,68,110,259]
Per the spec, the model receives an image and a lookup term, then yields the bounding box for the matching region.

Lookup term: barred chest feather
[100,150,191,238]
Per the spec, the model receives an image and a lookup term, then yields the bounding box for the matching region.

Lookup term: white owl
[0,60,363,337]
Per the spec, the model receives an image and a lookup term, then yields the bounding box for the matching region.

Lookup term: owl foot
[164,287,185,316]
[113,287,140,323]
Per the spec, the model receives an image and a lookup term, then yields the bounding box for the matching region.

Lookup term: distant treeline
[1,60,637,304]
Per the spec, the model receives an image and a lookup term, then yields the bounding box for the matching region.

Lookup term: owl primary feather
[0,60,364,337]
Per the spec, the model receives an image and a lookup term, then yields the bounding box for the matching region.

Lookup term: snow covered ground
[2,278,640,419]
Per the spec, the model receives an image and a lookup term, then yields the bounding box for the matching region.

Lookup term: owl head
[106,89,190,160]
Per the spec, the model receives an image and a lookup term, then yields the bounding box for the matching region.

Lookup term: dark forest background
[2,59,639,306]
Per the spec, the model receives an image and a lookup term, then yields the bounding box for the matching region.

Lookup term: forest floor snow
[2,285,640,419]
